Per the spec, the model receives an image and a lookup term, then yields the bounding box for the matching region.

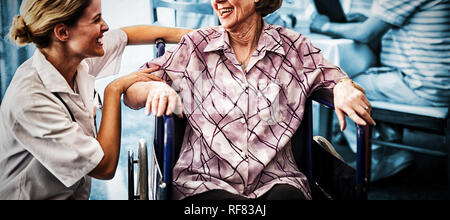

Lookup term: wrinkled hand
[109,66,163,94]
[310,14,330,33]
[333,80,375,131]
[145,81,183,118]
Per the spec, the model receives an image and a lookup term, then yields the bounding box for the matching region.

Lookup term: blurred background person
[310,0,450,181]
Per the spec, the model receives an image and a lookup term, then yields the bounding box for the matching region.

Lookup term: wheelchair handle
[154,115,175,200]
[156,39,166,57]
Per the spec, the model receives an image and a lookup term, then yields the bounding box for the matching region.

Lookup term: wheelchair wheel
[128,139,149,200]
[137,139,149,200]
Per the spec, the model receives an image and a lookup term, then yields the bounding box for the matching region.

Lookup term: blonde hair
[9,0,91,48]
[256,0,283,17]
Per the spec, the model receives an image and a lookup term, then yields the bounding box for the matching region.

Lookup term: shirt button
[240,151,247,158]
[240,118,246,124]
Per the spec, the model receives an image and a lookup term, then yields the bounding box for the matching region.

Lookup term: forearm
[321,17,392,44]
[90,69,162,179]
[90,85,122,179]
[123,81,153,110]
[322,22,371,43]
[121,25,192,45]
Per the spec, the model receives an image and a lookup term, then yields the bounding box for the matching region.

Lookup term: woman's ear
[54,23,69,42]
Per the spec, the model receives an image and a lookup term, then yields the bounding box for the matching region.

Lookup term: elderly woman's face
[211,0,259,30]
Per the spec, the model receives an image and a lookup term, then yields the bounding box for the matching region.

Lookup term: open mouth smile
[96,37,103,46]
[219,7,233,17]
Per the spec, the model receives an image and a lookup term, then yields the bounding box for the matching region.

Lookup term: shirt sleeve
[12,92,104,187]
[85,29,128,79]
[372,0,429,27]
[298,36,348,97]
[140,34,194,91]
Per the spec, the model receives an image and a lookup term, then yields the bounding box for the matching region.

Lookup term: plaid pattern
[143,22,347,200]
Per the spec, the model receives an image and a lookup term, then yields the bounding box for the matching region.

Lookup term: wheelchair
[128,40,372,200]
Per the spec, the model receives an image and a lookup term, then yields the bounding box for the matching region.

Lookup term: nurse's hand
[93,66,162,180]
[144,81,183,118]
[108,66,163,94]
[333,79,375,131]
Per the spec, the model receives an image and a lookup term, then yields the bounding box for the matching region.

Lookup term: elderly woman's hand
[333,79,375,131]
[145,81,183,118]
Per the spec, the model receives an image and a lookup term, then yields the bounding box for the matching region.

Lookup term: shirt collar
[203,26,229,53]
[259,21,286,56]
[203,21,286,56]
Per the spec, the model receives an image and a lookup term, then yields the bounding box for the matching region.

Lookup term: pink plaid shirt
[143,21,347,200]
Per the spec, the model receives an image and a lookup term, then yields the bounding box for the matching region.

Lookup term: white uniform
[0,29,128,200]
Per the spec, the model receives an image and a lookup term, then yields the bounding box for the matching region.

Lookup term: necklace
[238,42,257,71]
[239,50,252,70]
[233,21,262,71]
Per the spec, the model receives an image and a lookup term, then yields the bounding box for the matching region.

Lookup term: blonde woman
[0,0,190,200]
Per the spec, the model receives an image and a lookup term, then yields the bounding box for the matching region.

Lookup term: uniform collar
[32,50,95,116]
[33,50,73,94]
[32,50,94,95]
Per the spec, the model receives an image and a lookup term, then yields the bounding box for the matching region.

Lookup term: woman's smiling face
[211,0,260,31]
[66,0,109,59]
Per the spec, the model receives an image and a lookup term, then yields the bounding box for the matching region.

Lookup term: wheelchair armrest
[311,88,335,109]
[311,88,371,199]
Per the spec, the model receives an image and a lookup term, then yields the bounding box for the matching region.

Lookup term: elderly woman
[125,0,375,200]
